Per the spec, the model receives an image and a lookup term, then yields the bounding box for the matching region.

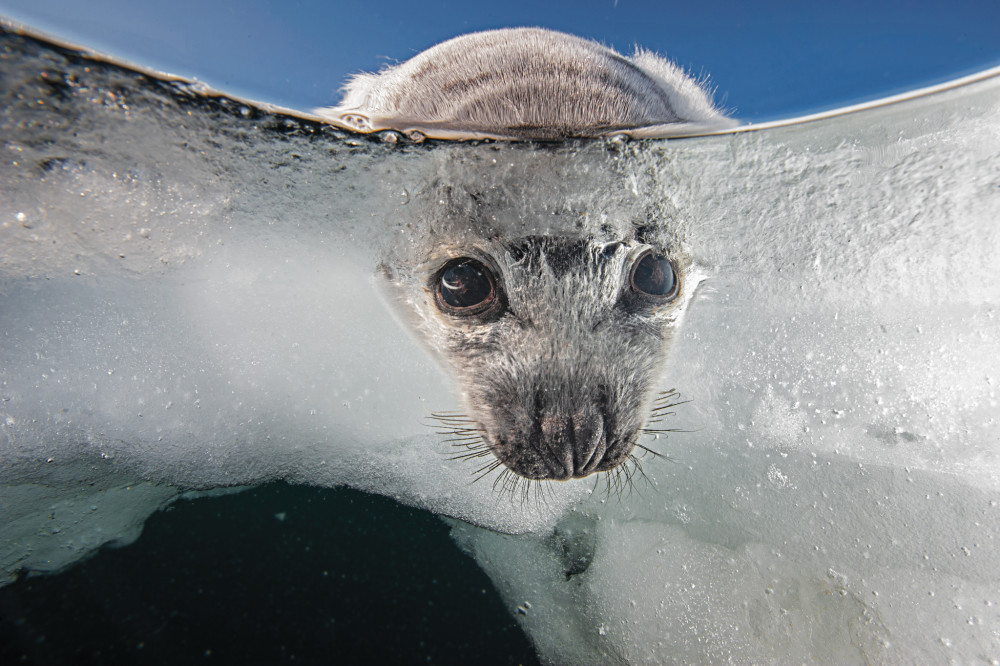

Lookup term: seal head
[378,146,699,482]
[315,27,735,140]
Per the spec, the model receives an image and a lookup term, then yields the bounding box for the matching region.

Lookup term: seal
[332,28,725,484]
[314,27,736,140]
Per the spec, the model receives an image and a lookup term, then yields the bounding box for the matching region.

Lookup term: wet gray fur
[315,27,734,139]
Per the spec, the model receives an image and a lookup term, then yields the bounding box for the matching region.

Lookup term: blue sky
[1,0,998,122]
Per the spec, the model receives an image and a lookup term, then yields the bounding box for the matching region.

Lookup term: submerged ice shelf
[2,24,1000,663]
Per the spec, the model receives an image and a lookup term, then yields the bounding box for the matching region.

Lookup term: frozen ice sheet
[453,66,1000,663]
[2,22,1000,663]
[0,26,596,579]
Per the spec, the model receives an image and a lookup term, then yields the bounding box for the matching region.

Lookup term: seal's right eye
[630,251,679,301]
[435,258,499,316]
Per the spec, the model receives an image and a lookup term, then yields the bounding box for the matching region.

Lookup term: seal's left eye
[436,259,497,315]
[630,251,678,300]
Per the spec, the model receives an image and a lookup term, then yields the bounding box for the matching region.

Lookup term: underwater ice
[2,28,1000,663]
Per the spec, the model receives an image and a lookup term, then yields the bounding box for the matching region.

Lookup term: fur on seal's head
[314,27,736,140]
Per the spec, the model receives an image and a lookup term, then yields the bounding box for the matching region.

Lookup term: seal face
[314,27,736,140]
[425,236,689,480]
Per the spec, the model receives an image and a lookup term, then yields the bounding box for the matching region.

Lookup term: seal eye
[436,258,498,315]
[630,251,678,300]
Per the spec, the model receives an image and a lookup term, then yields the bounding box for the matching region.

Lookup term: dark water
[0,484,541,665]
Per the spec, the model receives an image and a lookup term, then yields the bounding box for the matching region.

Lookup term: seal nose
[539,405,606,479]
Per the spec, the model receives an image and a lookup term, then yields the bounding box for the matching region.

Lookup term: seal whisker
[440,436,486,444]
[492,468,511,493]
[603,466,621,501]
[426,412,482,427]
[501,471,520,501]
[612,467,627,499]
[652,394,689,405]
[448,449,494,461]
[449,438,487,448]
[648,408,680,417]
[649,403,686,414]
[620,466,632,498]
[429,419,481,427]
[650,402,690,412]
[494,468,528,505]
[513,479,527,506]
[530,478,546,506]
[429,421,483,428]
[474,458,503,475]
[520,477,531,505]
[633,443,671,461]
[651,400,678,408]
[535,479,554,505]
[619,458,638,499]
[449,440,488,448]
[626,454,654,497]
[496,470,522,505]
[472,459,504,484]
[430,419,481,426]
[441,435,486,443]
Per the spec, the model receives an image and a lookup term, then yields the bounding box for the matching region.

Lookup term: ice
[0,28,592,579]
[449,71,1000,662]
[3,25,1000,663]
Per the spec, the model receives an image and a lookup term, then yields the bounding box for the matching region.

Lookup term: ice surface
[451,72,1000,663]
[0,28,593,579]
[2,24,1000,663]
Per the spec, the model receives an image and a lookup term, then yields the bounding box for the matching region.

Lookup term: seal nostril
[539,411,574,479]
[573,410,606,476]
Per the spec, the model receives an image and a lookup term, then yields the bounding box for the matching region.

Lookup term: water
[2,25,1000,664]
[0,484,540,665]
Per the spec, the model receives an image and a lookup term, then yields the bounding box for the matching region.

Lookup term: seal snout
[539,405,609,480]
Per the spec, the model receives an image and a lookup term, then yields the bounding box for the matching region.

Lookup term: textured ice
[0,27,594,578]
[2,24,1000,663]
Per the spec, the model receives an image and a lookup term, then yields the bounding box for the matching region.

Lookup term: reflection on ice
[2,23,1000,663]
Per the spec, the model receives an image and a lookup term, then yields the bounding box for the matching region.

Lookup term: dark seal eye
[436,258,499,316]
[630,251,679,300]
